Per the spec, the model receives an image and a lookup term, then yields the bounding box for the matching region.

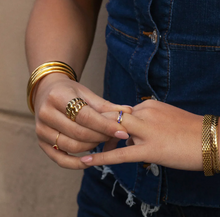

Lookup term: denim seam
[144,0,160,101]
[107,22,138,41]
[169,42,220,48]
[162,0,174,103]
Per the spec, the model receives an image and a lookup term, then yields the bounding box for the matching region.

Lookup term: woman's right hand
[33,73,132,169]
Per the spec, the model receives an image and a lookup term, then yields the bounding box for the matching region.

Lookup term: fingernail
[114,131,129,139]
[81,156,93,163]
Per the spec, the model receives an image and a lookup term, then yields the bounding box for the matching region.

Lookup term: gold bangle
[202,115,214,176]
[27,61,77,114]
[211,115,220,174]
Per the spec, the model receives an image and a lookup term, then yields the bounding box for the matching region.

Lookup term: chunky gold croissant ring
[66,98,88,121]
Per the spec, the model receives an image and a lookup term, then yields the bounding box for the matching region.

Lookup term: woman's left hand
[81,100,204,171]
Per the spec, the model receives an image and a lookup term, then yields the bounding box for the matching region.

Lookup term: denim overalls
[78,0,220,216]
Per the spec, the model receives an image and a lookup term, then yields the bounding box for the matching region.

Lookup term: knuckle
[101,99,111,110]
[99,153,107,164]
[116,149,126,161]
[38,104,48,121]
[69,141,82,153]
[47,89,59,104]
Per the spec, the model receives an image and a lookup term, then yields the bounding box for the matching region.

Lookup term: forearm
[25,0,102,79]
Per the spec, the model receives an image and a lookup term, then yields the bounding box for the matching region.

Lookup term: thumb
[80,145,146,166]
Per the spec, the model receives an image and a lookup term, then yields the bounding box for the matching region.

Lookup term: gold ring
[52,132,60,150]
[117,111,123,124]
[66,98,88,121]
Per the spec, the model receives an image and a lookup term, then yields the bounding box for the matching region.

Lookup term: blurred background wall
[0,1,108,216]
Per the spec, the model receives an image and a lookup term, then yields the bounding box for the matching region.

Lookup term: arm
[26,0,102,76]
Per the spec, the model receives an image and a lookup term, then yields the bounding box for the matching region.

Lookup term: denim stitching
[169,42,220,48]
[107,22,138,41]
[162,0,174,103]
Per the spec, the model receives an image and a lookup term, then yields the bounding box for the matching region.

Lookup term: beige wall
[0,1,108,216]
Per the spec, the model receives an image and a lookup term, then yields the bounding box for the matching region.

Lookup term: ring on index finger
[66,98,88,121]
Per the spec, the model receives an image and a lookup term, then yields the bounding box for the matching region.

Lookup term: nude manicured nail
[114,131,129,139]
[81,156,93,163]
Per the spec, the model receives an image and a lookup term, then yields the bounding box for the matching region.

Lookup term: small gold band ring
[53,132,60,150]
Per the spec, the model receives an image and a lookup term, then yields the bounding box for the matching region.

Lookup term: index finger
[75,105,129,137]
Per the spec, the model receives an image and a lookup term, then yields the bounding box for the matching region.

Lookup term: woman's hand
[34,73,132,169]
[81,100,204,171]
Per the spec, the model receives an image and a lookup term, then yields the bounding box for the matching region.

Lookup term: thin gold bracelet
[27,61,77,114]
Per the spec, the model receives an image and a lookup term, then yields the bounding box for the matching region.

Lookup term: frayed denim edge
[93,165,160,217]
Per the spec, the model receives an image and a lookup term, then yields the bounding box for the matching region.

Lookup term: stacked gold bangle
[202,115,220,176]
[27,61,77,114]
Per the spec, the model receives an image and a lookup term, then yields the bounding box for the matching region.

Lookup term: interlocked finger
[38,109,111,143]
[36,123,100,153]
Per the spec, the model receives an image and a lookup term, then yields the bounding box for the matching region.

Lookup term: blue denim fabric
[77,167,220,217]
[80,0,220,214]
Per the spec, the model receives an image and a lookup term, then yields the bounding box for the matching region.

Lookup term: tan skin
[26,0,131,169]
[26,0,219,172]
[82,100,206,171]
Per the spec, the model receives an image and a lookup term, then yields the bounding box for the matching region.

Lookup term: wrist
[27,61,77,114]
